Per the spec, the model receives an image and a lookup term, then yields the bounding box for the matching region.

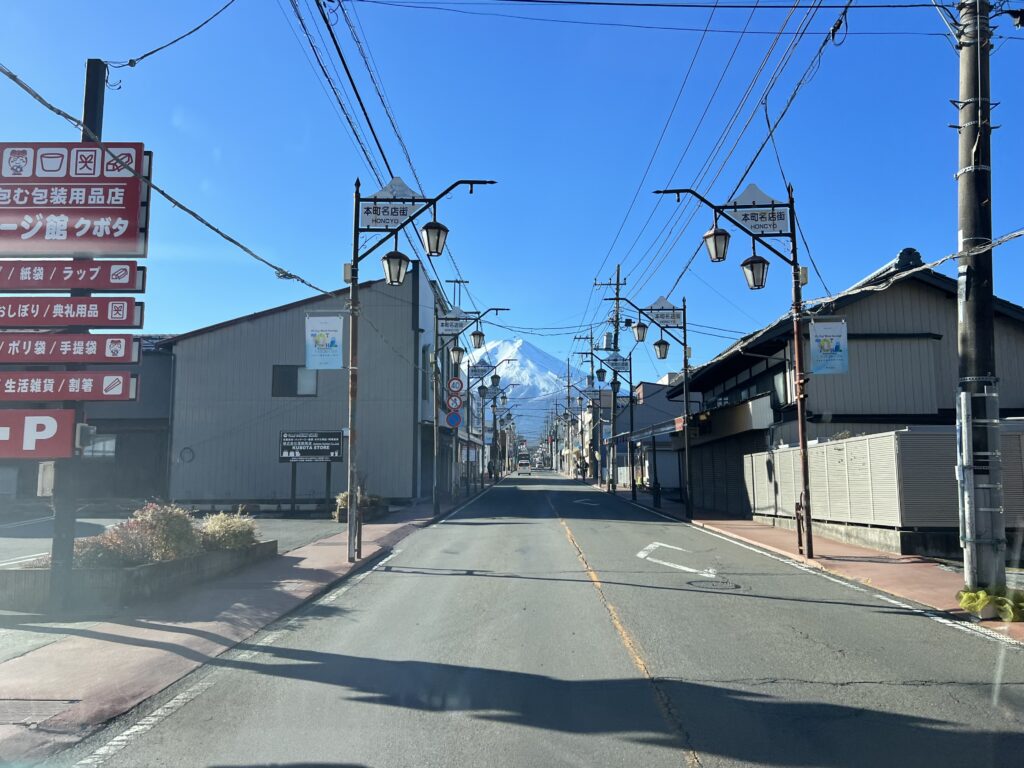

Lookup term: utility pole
[595,265,626,493]
[682,298,693,520]
[445,279,469,502]
[955,0,1004,590]
[50,59,107,609]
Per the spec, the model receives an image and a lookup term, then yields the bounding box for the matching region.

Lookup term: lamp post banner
[305,314,344,370]
[810,320,849,375]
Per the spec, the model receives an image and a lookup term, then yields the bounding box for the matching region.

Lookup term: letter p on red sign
[0,410,74,459]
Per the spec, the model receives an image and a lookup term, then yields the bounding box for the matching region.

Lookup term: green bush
[78,518,154,567]
[200,512,258,551]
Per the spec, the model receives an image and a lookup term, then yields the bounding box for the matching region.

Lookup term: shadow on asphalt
[192,648,1024,766]
[0,520,108,540]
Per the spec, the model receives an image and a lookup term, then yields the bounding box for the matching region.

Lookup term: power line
[0,59,330,295]
[108,0,240,69]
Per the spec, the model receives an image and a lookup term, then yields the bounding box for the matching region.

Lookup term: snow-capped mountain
[464,338,584,441]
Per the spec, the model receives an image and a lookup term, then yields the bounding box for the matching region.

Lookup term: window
[82,434,116,458]
[272,365,317,397]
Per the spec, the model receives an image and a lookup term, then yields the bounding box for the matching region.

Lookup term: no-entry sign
[0,260,144,292]
[0,409,74,459]
[0,142,147,257]
[0,372,136,402]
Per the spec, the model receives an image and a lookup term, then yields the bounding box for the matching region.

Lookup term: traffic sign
[0,409,74,459]
[446,393,463,410]
[0,333,138,364]
[0,297,143,327]
[0,260,144,292]
[0,142,149,257]
[445,411,462,429]
[0,372,136,402]
[447,376,464,393]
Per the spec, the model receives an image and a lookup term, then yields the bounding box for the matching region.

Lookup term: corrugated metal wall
[169,272,427,503]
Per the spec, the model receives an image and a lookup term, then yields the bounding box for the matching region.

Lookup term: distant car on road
[517,459,531,475]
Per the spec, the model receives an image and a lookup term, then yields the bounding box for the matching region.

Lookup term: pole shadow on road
[193,647,1024,767]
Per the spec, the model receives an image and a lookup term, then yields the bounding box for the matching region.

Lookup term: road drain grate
[0,699,78,725]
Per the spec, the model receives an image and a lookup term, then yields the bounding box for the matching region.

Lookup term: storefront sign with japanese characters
[726,183,791,236]
[0,260,143,291]
[0,371,136,402]
[359,177,422,230]
[0,297,143,327]
[279,431,343,463]
[0,333,137,364]
[0,142,147,257]
[0,409,75,459]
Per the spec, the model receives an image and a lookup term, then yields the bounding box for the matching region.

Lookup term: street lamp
[610,378,621,394]
[471,327,485,349]
[491,373,501,388]
[703,222,730,263]
[653,337,670,360]
[632,320,648,343]
[501,392,508,406]
[741,253,770,290]
[420,219,449,257]
[596,367,607,383]
[478,384,488,399]
[449,345,466,367]
[381,249,411,286]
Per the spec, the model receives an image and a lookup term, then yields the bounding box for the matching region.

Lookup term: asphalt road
[0,515,344,568]
[52,473,1024,768]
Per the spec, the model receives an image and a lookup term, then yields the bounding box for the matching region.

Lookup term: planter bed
[0,540,278,613]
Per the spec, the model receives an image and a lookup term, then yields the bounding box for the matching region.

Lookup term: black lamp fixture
[632,320,648,343]
[381,249,411,286]
[703,216,730,263]
[596,367,607,383]
[420,217,449,258]
[449,345,465,367]
[471,326,485,349]
[741,250,770,290]
[654,336,670,360]
[490,373,501,388]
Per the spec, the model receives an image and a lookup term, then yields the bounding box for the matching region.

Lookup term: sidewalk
[579,477,1024,645]
[0,491,485,765]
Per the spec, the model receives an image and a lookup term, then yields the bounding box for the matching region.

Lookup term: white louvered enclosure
[744,423,1024,529]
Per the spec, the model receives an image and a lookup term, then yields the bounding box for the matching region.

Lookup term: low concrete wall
[0,540,278,613]
[752,514,967,558]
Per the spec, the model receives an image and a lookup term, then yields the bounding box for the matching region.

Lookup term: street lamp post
[348,177,494,562]
[656,184,812,557]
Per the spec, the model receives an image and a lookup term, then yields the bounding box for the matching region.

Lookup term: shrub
[333,491,385,521]
[200,512,258,551]
[132,503,202,561]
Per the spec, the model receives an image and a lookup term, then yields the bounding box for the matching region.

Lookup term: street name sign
[359,177,421,229]
[0,297,143,327]
[279,431,343,463]
[439,307,474,336]
[726,184,791,236]
[604,352,629,373]
[0,372,136,402]
[468,363,491,381]
[0,260,144,292]
[644,296,682,328]
[0,409,74,459]
[0,333,138,364]
[0,142,149,257]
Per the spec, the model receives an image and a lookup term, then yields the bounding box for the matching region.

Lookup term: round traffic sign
[447,377,464,393]
[445,410,462,428]
[446,394,463,410]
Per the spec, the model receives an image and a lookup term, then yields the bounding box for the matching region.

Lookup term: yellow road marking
[551,497,701,768]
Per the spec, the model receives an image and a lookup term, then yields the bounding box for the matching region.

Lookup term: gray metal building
[166,264,448,507]
[665,249,1024,517]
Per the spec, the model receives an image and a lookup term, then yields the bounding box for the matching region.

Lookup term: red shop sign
[0,333,138,364]
[0,259,144,292]
[0,409,74,459]
[0,297,143,328]
[0,372,136,402]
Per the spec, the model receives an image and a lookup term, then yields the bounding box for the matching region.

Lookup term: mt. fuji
[464,338,585,441]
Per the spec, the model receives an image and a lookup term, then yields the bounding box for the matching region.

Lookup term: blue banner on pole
[810,320,848,375]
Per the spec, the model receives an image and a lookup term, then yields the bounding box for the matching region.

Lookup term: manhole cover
[0,699,77,726]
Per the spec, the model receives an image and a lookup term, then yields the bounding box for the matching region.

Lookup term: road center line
[549,495,702,768]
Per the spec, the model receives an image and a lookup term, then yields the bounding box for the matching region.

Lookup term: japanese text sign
[603,352,629,373]
[0,142,147,257]
[279,431,343,463]
[0,297,143,328]
[644,296,682,328]
[726,183,791,237]
[438,308,474,336]
[0,409,74,459]
[0,260,143,292]
[0,372,136,402]
[0,334,137,364]
[810,320,849,375]
[468,363,492,382]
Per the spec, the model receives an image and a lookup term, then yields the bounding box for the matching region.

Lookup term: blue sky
[1,0,1021,386]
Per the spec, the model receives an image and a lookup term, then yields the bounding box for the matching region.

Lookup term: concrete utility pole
[682,298,693,520]
[595,265,626,492]
[50,59,107,610]
[955,0,1004,591]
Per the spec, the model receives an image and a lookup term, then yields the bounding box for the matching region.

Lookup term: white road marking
[636,541,717,578]
[0,515,54,529]
[0,552,47,567]
[573,499,599,506]
[72,549,403,766]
